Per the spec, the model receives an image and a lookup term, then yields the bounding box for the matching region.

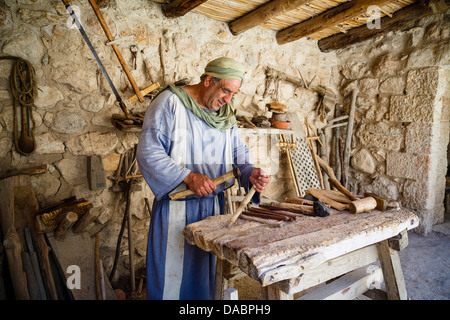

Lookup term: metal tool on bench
[169,165,241,200]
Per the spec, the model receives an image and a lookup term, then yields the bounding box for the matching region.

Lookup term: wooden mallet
[328,178,377,214]
[169,165,241,201]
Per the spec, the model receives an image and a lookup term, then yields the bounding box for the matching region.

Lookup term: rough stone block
[358,78,379,96]
[34,132,65,154]
[405,122,433,155]
[372,53,403,77]
[379,76,406,95]
[66,132,119,156]
[405,68,439,96]
[403,179,433,211]
[351,148,375,174]
[389,95,434,122]
[356,121,403,151]
[386,151,430,180]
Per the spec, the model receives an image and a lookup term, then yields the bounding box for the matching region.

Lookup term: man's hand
[249,168,270,193]
[183,171,217,197]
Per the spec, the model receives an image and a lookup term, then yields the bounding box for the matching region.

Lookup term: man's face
[202,76,241,111]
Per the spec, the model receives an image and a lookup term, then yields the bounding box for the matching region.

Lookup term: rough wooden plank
[162,0,208,18]
[274,244,380,294]
[276,0,392,45]
[297,264,383,300]
[229,0,310,35]
[251,211,418,285]
[317,2,433,51]
[184,209,419,286]
[183,215,270,259]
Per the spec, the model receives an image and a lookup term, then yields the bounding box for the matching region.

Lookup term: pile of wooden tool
[237,176,399,226]
[238,197,327,226]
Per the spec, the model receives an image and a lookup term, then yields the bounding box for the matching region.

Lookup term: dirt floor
[398,217,450,300]
[233,215,450,300]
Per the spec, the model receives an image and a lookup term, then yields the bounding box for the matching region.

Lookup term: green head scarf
[163,57,245,131]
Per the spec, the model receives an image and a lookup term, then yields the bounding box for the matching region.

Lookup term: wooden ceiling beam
[229,0,310,35]
[276,0,392,45]
[162,0,209,18]
[317,2,435,52]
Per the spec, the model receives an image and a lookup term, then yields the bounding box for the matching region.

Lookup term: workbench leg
[376,240,408,300]
[263,285,293,300]
[214,258,228,300]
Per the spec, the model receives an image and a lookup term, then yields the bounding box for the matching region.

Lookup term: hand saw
[62,0,134,123]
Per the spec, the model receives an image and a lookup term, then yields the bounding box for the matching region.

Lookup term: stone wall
[0,0,338,291]
[335,14,449,235]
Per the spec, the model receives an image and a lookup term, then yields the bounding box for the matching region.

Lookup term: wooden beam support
[318,2,435,51]
[229,0,310,35]
[276,0,392,45]
[162,0,209,18]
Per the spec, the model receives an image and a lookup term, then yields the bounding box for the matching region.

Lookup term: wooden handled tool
[228,186,256,226]
[169,166,240,200]
[88,0,144,103]
[328,177,376,214]
[328,177,357,201]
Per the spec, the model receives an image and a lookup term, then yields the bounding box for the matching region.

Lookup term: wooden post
[343,89,358,188]
[0,177,30,299]
[376,240,408,300]
[214,258,228,300]
[162,0,208,18]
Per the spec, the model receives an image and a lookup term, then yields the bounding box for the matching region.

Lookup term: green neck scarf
[154,58,246,131]
[165,85,236,131]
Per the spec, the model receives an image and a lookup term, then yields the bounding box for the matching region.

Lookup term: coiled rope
[6,57,37,155]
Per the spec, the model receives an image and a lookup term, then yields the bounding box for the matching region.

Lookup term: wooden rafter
[317,2,434,51]
[276,0,393,45]
[162,0,209,18]
[229,0,310,35]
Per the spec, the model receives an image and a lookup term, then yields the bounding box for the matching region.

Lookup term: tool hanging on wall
[4,56,37,156]
[87,0,146,103]
[63,1,132,119]
[62,0,155,130]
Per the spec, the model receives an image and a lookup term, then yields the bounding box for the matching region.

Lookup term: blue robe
[136,90,257,300]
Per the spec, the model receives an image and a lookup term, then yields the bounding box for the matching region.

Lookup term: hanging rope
[8,57,37,155]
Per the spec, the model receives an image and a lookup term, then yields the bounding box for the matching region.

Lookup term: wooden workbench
[183,208,419,300]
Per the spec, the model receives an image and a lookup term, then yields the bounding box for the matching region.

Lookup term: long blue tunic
[136,90,257,300]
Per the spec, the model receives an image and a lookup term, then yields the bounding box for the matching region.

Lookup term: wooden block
[297,264,383,300]
[275,244,380,295]
[88,155,106,191]
[388,230,408,251]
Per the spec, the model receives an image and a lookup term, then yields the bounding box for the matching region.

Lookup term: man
[136,57,270,300]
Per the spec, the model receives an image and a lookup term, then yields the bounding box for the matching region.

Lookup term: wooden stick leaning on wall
[305,120,324,189]
[343,89,358,188]
[87,0,144,103]
[280,134,300,197]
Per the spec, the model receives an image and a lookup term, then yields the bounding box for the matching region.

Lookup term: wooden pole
[343,89,358,188]
[88,0,144,103]
[0,177,29,299]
